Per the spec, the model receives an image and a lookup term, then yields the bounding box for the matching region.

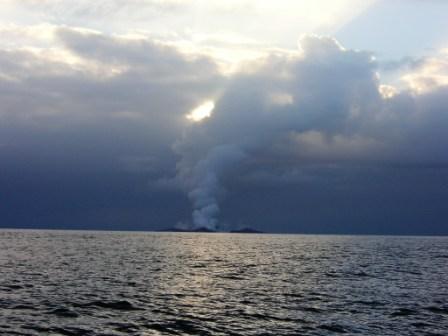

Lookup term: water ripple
[1,230,448,335]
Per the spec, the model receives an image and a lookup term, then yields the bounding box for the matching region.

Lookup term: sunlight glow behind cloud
[0,0,377,67]
[186,101,215,122]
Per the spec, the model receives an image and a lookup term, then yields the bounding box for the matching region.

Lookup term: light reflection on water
[0,230,447,335]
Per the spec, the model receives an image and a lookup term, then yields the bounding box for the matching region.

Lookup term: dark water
[1,230,448,336]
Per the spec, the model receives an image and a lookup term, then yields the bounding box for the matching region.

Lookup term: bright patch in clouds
[186,101,215,122]
[402,49,448,93]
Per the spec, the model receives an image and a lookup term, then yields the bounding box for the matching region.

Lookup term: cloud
[0,25,447,231]
[0,0,377,68]
[3,0,187,17]
[173,35,448,229]
[401,49,448,92]
[379,56,425,72]
[0,27,222,127]
[0,26,222,187]
[56,27,219,79]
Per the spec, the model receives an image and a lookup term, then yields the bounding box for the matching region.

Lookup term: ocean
[1,230,447,335]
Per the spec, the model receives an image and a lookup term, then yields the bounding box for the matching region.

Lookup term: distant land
[160,227,264,234]
[229,228,264,234]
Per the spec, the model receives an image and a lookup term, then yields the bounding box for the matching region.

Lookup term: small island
[230,228,264,234]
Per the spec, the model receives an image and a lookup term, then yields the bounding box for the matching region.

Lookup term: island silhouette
[159,227,263,233]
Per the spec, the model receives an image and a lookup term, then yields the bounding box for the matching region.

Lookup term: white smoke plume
[176,144,245,230]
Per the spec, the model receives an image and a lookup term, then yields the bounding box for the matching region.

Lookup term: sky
[1,0,448,234]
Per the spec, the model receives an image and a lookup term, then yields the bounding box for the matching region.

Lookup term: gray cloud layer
[1,28,447,232]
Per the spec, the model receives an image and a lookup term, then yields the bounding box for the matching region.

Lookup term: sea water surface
[0,230,447,336]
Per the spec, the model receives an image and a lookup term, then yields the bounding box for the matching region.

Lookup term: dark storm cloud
[0,27,224,230]
[174,36,448,229]
[1,31,447,233]
[0,27,222,168]
[0,27,221,210]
